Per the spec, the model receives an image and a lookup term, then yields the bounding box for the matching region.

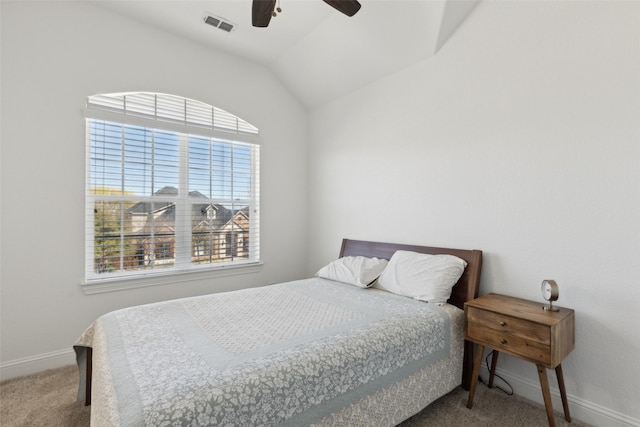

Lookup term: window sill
[81,262,263,295]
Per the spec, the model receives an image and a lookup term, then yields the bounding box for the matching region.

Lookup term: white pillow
[316,256,389,288]
[373,250,467,303]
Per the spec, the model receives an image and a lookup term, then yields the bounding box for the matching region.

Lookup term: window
[84,93,260,288]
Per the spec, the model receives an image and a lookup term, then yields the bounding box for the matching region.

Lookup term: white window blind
[87,92,259,136]
[85,93,260,285]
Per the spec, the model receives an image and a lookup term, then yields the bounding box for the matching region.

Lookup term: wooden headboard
[339,238,483,389]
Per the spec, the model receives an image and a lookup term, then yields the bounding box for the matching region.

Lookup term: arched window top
[86,92,259,137]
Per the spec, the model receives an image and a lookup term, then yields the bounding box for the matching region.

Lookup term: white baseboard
[480,365,640,427]
[0,348,76,382]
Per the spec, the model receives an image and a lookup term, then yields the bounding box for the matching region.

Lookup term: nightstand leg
[536,364,557,427]
[555,364,571,422]
[467,344,485,409]
[488,350,499,388]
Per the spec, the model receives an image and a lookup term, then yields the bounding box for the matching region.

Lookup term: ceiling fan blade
[322,0,362,17]
[252,0,276,27]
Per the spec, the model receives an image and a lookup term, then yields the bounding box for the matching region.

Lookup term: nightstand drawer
[466,307,550,345]
[466,321,551,365]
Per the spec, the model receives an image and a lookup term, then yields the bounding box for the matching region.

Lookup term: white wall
[308,1,640,426]
[0,2,308,377]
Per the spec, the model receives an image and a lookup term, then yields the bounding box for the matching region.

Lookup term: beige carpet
[0,365,592,427]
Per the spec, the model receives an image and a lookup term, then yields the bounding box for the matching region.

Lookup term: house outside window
[84,92,260,288]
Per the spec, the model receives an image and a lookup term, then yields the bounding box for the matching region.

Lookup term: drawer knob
[499,321,507,327]
[500,338,507,345]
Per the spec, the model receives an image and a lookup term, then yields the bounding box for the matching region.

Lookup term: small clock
[541,279,559,311]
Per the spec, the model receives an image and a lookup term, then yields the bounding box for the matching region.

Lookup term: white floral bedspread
[75,278,462,426]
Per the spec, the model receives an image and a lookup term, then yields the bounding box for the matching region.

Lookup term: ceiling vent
[203,14,235,33]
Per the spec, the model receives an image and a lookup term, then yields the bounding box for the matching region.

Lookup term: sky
[89,119,254,203]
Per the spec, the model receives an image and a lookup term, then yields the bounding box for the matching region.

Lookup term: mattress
[75,277,464,426]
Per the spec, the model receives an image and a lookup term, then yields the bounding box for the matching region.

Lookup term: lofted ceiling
[90,0,480,109]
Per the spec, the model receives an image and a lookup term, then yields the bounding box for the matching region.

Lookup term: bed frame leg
[85,347,92,406]
[461,340,474,390]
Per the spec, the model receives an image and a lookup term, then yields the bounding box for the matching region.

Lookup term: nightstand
[464,293,575,427]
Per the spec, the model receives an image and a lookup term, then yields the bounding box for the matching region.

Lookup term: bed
[75,238,482,426]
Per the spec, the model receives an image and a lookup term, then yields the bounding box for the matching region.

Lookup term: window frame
[82,93,261,294]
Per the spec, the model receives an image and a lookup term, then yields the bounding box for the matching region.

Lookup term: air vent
[203,13,235,33]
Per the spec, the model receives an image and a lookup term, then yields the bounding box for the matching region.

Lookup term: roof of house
[127,186,249,235]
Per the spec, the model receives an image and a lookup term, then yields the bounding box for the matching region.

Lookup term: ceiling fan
[252,0,361,27]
